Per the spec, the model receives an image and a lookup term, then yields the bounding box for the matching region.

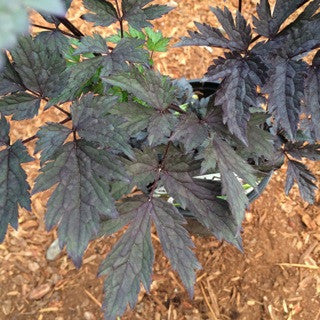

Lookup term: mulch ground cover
[1,1,320,319]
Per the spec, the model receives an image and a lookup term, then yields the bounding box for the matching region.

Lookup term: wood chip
[29,283,51,300]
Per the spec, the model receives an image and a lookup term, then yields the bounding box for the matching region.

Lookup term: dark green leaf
[10,36,68,98]
[73,33,109,55]
[32,140,127,267]
[81,0,118,27]
[35,30,70,54]
[253,0,307,37]
[98,196,154,320]
[71,94,134,159]
[151,197,201,297]
[210,136,257,225]
[0,92,41,120]
[122,0,173,29]
[0,134,33,242]
[285,159,317,203]
[0,114,10,146]
[104,68,175,110]
[264,57,306,140]
[34,123,72,164]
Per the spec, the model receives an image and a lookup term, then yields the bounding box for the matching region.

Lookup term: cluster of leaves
[0,1,320,319]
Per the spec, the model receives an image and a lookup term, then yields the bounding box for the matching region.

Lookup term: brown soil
[1,1,320,320]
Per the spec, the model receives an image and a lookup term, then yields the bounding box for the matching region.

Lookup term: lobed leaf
[104,68,175,110]
[304,63,320,140]
[81,0,118,27]
[151,197,201,297]
[34,123,72,164]
[0,117,33,242]
[122,0,173,29]
[71,94,134,159]
[264,57,306,140]
[285,159,317,203]
[32,140,128,267]
[98,196,154,320]
[0,92,41,120]
[253,0,308,37]
[10,36,68,98]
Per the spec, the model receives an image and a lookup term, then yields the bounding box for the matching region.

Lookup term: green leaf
[145,27,170,52]
[81,0,118,27]
[34,123,72,164]
[0,123,33,242]
[0,92,41,120]
[98,196,154,320]
[32,140,127,267]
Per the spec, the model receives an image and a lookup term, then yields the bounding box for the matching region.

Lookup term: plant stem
[238,0,242,13]
[22,117,72,144]
[114,0,124,38]
[56,17,84,39]
[31,24,76,38]
[168,104,187,114]
[53,105,71,117]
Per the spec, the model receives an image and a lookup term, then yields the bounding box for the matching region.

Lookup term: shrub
[0,0,320,319]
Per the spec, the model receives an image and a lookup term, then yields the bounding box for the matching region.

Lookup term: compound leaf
[110,101,154,136]
[32,140,128,267]
[0,118,33,242]
[98,196,154,320]
[151,197,201,297]
[285,159,317,203]
[0,92,41,120]
[81,0,118,27]
[147,112,177,146]
[35,30,70,54]
[285,142,320,161]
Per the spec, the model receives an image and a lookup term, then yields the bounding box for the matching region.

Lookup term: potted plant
[0,0,319,319]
